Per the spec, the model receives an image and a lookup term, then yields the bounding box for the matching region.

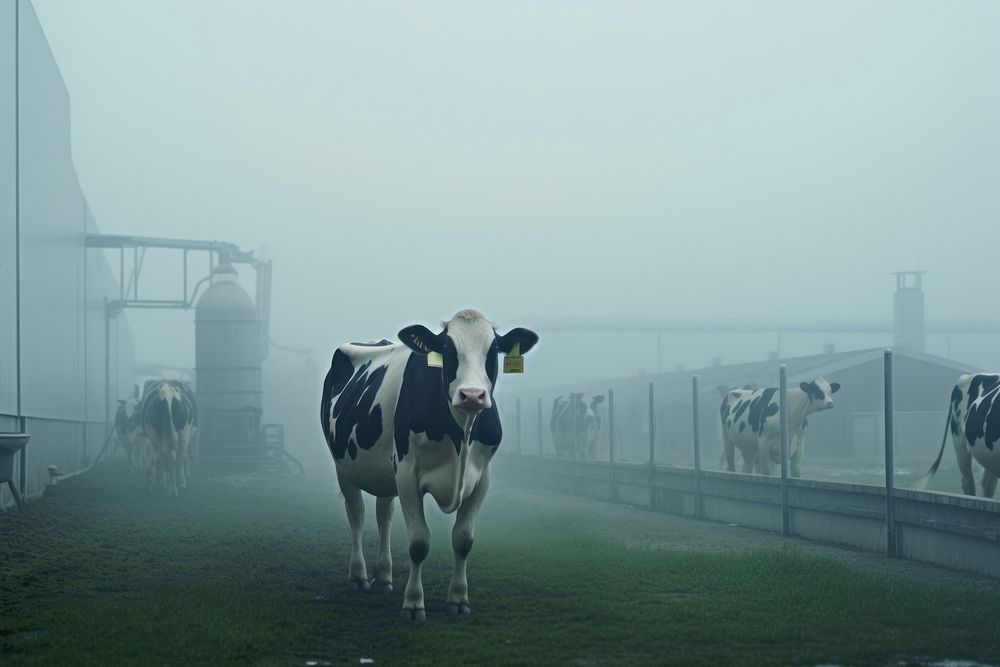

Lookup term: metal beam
[518,316,1000,336]
[85,233,257,264]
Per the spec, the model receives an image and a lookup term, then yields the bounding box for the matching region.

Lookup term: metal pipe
[884,349,897,558]
[537,396,542,457]
[516,397,522,455]
[648,381,655,465]
[693,375,702,520]
[779,364,790,537]
[609,388,615,501]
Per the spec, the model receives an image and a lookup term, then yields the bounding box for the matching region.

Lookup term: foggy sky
[30,0,1000,387]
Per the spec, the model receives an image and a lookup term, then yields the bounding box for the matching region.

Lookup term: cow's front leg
[371,496,394,591]
[790,434,803,478]
[397,475,429,621]
[447,467,490,616]
[337,472,370,590]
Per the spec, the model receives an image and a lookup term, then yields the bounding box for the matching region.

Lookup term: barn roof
[525,348,980,403]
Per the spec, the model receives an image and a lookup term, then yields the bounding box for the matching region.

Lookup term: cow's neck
[788,389,814,430]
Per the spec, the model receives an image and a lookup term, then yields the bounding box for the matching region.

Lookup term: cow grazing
[140,380,198,497]
[320,309,538,620]
[720,377,840,477]
[916,374,1000,498]
[550,393,606,458]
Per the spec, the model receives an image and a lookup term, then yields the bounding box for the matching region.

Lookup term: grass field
[2,460,999,666]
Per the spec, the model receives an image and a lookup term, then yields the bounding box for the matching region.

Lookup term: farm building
[0,3,134,507]
[511,347,978,468]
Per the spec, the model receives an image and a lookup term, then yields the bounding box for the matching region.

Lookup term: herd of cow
[547,374,1000,498]
[113,379,199,498]
[104,309,1000,622]
[315,310,1000,621]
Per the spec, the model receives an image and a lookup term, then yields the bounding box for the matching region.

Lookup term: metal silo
[195,262,263,468]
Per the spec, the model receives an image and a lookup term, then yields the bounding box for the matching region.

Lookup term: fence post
[608,388,616,502]
[516,397,522,456]
[884,349,897,558]
[648,381,655,466]
[692,375,702,520]
[779,364,790,537]
[537,396,543,457]
[571,393,577,461]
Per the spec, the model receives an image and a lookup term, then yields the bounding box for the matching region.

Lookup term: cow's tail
[914,408,952,490]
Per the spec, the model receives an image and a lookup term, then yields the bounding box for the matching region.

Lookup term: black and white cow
[916,373,1000,498]
[140,380,198,497]
[720,377,840,477]
[114,398,144,473]
[550,393,606,459]
[320,309,538,620]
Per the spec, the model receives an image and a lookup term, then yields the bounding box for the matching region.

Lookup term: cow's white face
[399,309,538,415]
[576,394,605,439]
[799,377,840,411]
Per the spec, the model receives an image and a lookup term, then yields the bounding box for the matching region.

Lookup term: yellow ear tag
[427,351,443,368]
[503,342,524,374]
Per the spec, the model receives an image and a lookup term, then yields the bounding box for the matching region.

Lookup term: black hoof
[349,579,371,591]
[370,580,393,593]
[446,603,471,616]
[400,608,426,622]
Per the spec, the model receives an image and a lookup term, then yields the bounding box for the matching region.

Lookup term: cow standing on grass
[321,309,537,620]
[917,373,1000,498]
[550,393,606,459]
[140,380,198,497]
[720,378,840,477]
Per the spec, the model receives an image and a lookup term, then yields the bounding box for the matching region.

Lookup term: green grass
[2,461,999,665]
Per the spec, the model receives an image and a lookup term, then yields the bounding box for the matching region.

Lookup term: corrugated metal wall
[1,1,135,507]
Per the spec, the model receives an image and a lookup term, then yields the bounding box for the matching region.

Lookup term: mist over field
[31,0,1000,391]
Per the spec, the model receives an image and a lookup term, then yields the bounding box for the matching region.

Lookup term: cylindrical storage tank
[195,263,262,462]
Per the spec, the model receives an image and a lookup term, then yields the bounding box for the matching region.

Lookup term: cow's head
[799,377,840,411]
[577,394,606,442]
[399,309,538,414]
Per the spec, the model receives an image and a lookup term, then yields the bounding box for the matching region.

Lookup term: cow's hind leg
[397,474,429,621]
[447,467,490,616]
[953,436,976,496]
[981,468,998,499]
[723,436,736,472]
[337,472,370,590]
[371,496,394,592]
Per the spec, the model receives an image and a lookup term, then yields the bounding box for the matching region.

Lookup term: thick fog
[32,0,1000,396]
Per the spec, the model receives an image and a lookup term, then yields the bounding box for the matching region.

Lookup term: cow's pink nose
[458,388,488,408]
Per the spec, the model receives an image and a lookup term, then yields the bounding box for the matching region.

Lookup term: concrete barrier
[499,454,1000,578]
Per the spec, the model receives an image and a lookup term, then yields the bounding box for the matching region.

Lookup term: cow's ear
[799,382,811,393]
[498,327,539,354]
[830,382,841,394]
[398,325,443,354]
[592,395,606,406]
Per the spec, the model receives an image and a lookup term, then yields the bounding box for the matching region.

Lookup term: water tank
[195,263,262,463]
[893,272,925,353]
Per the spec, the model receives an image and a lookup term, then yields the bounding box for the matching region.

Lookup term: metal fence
[498,351,1000,577]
